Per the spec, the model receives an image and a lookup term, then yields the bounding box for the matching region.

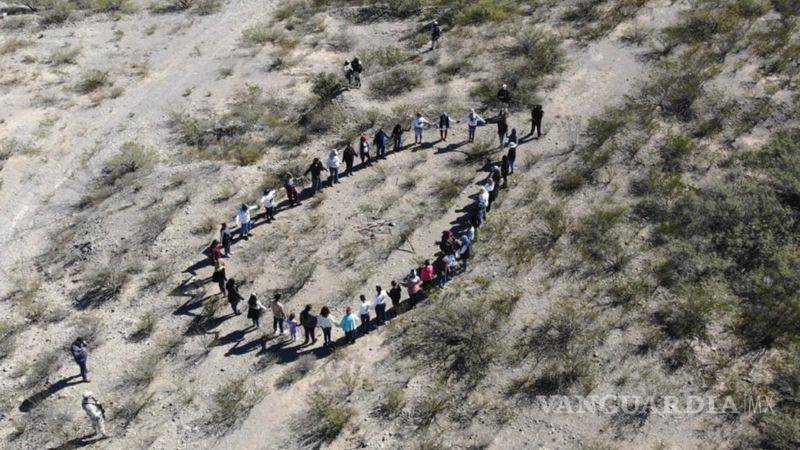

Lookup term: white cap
[509,142,517,148]
[83,391,94,398]
[502,84,507,89]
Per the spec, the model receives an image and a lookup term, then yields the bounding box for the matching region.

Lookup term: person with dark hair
[531,104,544,137]
[434,252,449,288]
[374,128,389,160]
[497,84,510,105]
[389,280,402,318]
[284,173,301,207]
[429,19,441,50]
[209,239,224,265]
[439,229,458,258]
[247,294,266,329]
[507,128,518,147]
[236,203,258,239]
[71,337,90,382]
[507,142,517,174]
[220,223,233,257]
[351,57,363,85]
[402,270,425,308]
[359,135,372,168]
[465,109,485,143]
[338,306,360,344]
[501,155,511,187]
[261,189,276,223]
[271,294,287,335]
[391,124,404,152]
[467,218,477,242]
[212,261,227,296]
[300,304,318,345]
[497,110,508,148]
[476,186,489,226]
[318,306,336,347]
[458,234,472,272]
[343,142,357,177]
[420,260,435,290]
[412,113,432,144]
[327,150,341,186]
[304,157,325,195]
[438,112,452,142]
[226,278,243,315]
[358,294,372,335]
[343,60,353,86]
[374,285,388,325]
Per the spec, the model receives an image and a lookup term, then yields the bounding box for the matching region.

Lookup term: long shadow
[172,293,207,318]
[20,375,83,412]
[185,313,235,337]
[519,131,543,144]
[210,327,257,348]
[49,434,106,450]
[436,140,468,154]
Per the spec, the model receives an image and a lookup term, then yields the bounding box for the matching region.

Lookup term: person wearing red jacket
[420,259,435,290]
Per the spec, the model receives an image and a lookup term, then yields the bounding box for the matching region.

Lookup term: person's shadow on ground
[20,375,84,412]
[49,433,107,449]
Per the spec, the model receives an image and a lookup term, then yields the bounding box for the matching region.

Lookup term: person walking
[466,218,477,242]
[508,142,517,174]
[458,234,472,272]
[247,294,266,329]
[327,150,341,186]
[284,173,301,207]
[358,135,371,167]
[485,175,497,213]
[438,112,453,142]
[209,239,224,265]
[391,123,403,152]
[402,270,424,308]
[374,285,388,326]
[466,109,485,143]
[497,111,508,148]
[343,60,353,86]
[429,19,441,50]
[497,83,510,105]
[531,104,543,137]
[304,158,325,195]
[220,223,233,257]
[343,142,357,177]
[287,313,299,342]
[501,155,511,187]
[475,186,489,227]
[82,391,106,437]
[388,280,402,318]
[373,128,389,160]
[236,203,257,239]
[351,57,363,87]
[226,278,243,315]
[358,294,372,335]
[212,261,227,296]
[412,113,432,144]
[271,294,287,335]
[261,189,277,223]
[338,306,360,344]
[300,304,317,345]
[71,337,90,383]
[318,306,336,347]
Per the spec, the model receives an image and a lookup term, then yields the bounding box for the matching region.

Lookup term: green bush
[454,0,516,25]
[379,388,406,418]
[209,376,265,430]
[311,72,346,102]
[76,69,109,94]
[659,134,696,172]
[296,392,355,446]
[368,66,421,99]
[103,142,158,182]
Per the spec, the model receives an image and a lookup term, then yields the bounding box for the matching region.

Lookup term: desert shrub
[209,376,265,430]
[76,69,109,94]
[571,203,628,268]
[91,0,133,12]
[368,65,420,99]
[75,264,133,309]
[241,23,272,46]
[113,393,154,431]
[503,26,564,76]
[379,388,406,418]
[296,390,356,446]
[658,134,696,172]
[40,1,72,26]
[584,106,629,149]
[130,312,157,342]
[362,45,409,71]
[652,290,715,340]
[23,349,63,388]
[755,346,800,448]
[311,72,346,102]
[638,49,718,120]
[0,321,21,360]
[103,141,158,183]
[552,166,590,193]
[195,0,220,14]
[275,355,316,388]
[454,0,516,25]
[0,37,31,55]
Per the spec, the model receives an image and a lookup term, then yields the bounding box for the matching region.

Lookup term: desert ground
[1,0,799,449]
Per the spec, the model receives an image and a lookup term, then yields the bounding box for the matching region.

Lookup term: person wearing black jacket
[438,112,452,142]
[531,104,544,137]
[497,111,508,148]
[343,143,356,177]
[71,337,90,382]
[389,280,402,318]
[391,124,403,152]
[373,128,389,159]
[220,222,233,257]
[212,261,227,295]
[508,142,517,174]
[501,155,510,187]
[226,278,243,315]
[299,304,317,345]
[497,84,510,105]
[304,157,325,194]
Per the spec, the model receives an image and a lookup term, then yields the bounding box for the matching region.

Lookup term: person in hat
[327,149,341,186]
[391,123,404,152]
[531,104,544,137]
[236,203,258,239]
[507,142,517,174]
[429,19,441,50]
[71,337,90,383]
[475,186,489,226]
[338,306,360,344]
[497,83,510,105]
[82,391,106,437]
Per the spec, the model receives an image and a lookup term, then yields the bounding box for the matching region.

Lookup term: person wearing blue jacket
[338,306,360,344]
[373,128,389,160]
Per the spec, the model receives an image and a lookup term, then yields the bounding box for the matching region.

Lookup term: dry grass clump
[368,65,421,99]
[102,141,159,184]
[294,376,358,447]
[209,375,266,431]
[130,311,158,342]
[76,69,110,94]
[378,388,406,419]
[0,37,32,55]
[75,263,133,309]
[0,321,22,360]
[20,349,63,388]
[275,354,316,389]
[562,0,648,40]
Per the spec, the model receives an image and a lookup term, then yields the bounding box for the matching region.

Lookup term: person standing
[338,306,360,344]
[82,391,106,437]
[236,203,257,239]
[507,128,518,147]
[374,285,388,326]
[287,313,299,342]
[261,189,277,223]
[438,112,452,142]
[304,158,325,195]
[412,113,432,144]
[531,104,544,137]
[226,278,243,315]
[327,150,341,186]
[351,57,363,87]
[209,239,224,265]
[373,128,389,160]
[358,135,372,167]
[391,124,403,152]
[388,280,402,318]
[300,304,317,345]
[497,83,510,105]
[71,338,90,383]
[343,142,357,177]
[434,253,449,288]
[501,155,511,187]
[466,109,484,143]
[508,142,517,174]
[402,270,424,308]
[497,110,508,148]
[220,223,233,257]
[318,306,336,347]
[429,19,441,50]
[459,234,472,272]
[212,261,227,296]
[358,295,372,335]
[271,294,287,335]
[476,186,489,227]
[420,259,435,290]
[485,176,497,213]
[439,229,458,259]
[284,173,301,207]
[343,60,353,86]
[247,294,266,329]
[466,218,477,242]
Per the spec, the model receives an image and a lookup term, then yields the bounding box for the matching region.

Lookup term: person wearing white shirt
[317,306,337,347]
[327,149,341,186]
[82,391,106,437]
[358,294,372,335]
[465,109,485,143]
[374,285,389,325]
[476,187,489,226]
[411,112,432,144]
[236,202,258,239]
[261,189,276,223]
